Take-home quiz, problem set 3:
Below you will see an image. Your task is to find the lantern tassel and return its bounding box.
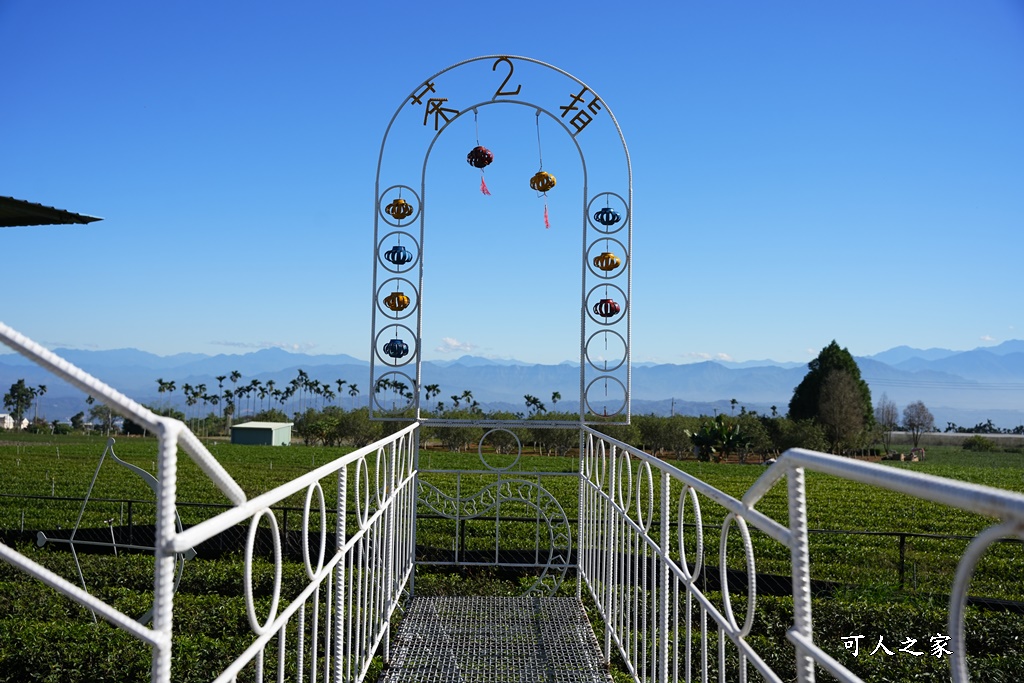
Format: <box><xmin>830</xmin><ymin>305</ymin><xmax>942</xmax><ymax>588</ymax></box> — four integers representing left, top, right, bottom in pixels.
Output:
<box><xmin>480</xmin><ymin>174</ymin><xmax>491</xmax><ymax>196</ymax></box>
<box><xmin>544</xmin><ymin>203</ymin><xmax>550</xmax><ymax>229</ymax></box>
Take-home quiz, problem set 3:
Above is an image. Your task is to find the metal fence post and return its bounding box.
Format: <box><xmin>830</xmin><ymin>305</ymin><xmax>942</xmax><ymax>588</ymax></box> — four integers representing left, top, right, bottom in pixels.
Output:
<box><xmin>332</xmin><ymin>461</ymin><xmax>348</xmax><ymax>683</ymax></box>
<box><xmin>150</xmin><ymin>420</ymin><xmax>179</xmax><ymax>683</ymax></box>
<box><xmin>604</xmin><ymin>442</ymin><xmax>617</xmax><ymax>663</ymax></box>
<box><xmin>788</xmin><ymin>466</ymin><xmax>816</xmax><ymax>683</ymax></box>
<box><xmin>659</xmin><ymin>470</ymin><xmax>670</xmax><ymax>683</ymax></box>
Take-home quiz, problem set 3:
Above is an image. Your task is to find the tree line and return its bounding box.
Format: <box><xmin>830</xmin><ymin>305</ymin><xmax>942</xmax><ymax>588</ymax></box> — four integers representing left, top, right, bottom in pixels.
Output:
<box><xmin>5</xmin><ymin>343</ymin><xmax>1022</xmax><ymax>456</ymax></box>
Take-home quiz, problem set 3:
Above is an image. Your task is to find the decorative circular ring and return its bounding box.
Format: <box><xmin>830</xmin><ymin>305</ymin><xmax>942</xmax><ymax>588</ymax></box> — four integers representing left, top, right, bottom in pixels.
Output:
<box><xmin>719</xmin><ymin>513</ymin><xmax>757</xmax><ymax>637</ymax></box>
<box><xmin>585</xmin><ymin>283</ymin><xmax>628</xmax><ymax>326</ymax></box>
<box><xmin>677</xmin><ymin>485</ymin><xmax>704</xmax><ymax>582</ymax></box>
<box><xmin>634</xmin><ymin>461</ymin><xmax>654</xmax><ymax>534</ymax></box>
<box><xmin>374</xmin><ymin>324</ymin><xmax>417</xmax><ymax>367</ymax></box>
<box><xmin>370</xmin><ymin>370</ymin><xmax>417</xmax><ymax>414</ymax></box>
<box><xmin>616</xmin><ymin>451</ymin><xmax>633</xmax><ymax>513</ymax></box>
<box><xmin>949</xmin><ymin>521</ymin><xmax>1024</xmax><ymax>680</ymax></box>
<box><xmin>587</xmin><ymin>192</ymin><xmax>629</xmax><ymax>234</ymax></box>
<box><xmin>355</xmin><ymin>458</ymin><xmax>371</xmax><ymax>527</ymax></box>
<box><xmin>244</xmin><ymin>508</ymin><xmax>282</xmax><ymax>636</ymax></box>
<box><xmin>375</xmin><ymin>446</ymin><xmax>390</xmax><ymax>506</ymax></box>
<box><xmin>376</xmin><ymin>230</ymin><xmax>420</xmax><ymax>273</ymax></box>
<box><xmin>375</xmin><ymin>277</ymin><xmax>418</xmax><ymax>321</ymax></box>
<box><xmin>586</xmin><ymin>237</ymin><xmax>629</xmax><ymax>280</ymax></box>
<box><xmin>478</xmin><ymin>428</ymin><xmax>523</xmax><ymax>471</ymax></box>
<box><xmin>378</xmin><ymin>185</ymin><xmax>420</xmax><ymax>227</ymax></box>
<box><xmin>585</xmin><ymin>329</ymin><xmax>628</xmax><ymax>373</ymax></box>
<box><xmin>302</xmin><ymin>482</ymin><xmax>327</xmax><ymax>580</ymax></box>
<box><xmin>584</xmin><ymin>376</ymin><xmax>627</xmax><ymax>418</ymax></box>
<box><xmin>594</xmin><ymin>438</ymin><xmax>607</xmax><ymax>489</ymax></box>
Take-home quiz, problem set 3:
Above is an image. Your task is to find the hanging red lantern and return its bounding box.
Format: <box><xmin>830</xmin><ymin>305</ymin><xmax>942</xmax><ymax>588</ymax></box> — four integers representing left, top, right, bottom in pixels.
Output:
<box><xmin>593</xmin><ymin>298</ymin><xmax>620</xmax><ymax>318</ymax></box>
<box><xmin>383</xmin><ymin>291</ymin><xmax>410</xmax><ymax>312</ymax></box>
<box><xmin>385</xmin><ymin>198</ymin><xmax>414</xmax><ymax>221</ymax></box>
<box><xmin>593</xmin><ymin>252</ymin><xmax>621</xmax><ymax>272</ymax></box>
<box><xmin>467</xmin><ymin>146</ymin><xmax>493</xmax><ymax>169</ymax></box>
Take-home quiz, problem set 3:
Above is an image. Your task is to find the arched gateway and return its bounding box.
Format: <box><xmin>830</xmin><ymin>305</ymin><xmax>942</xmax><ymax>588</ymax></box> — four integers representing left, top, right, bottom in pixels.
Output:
<box><xmin>369</xmin><ymin>55</ymin><xmax>632</xmax><ymax>425</ymax></box>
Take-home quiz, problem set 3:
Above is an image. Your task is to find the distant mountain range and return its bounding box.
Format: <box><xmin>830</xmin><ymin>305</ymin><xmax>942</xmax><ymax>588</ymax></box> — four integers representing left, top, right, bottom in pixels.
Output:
<box><xmin>2</xmin><ymin>341</ymin><xmax>1023</xmax><ymax>429</ymax></box>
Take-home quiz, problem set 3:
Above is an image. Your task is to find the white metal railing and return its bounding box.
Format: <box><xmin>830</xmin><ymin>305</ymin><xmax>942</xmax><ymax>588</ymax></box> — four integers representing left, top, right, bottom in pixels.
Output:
<box><xmin>579</xmin><ymin>426</ymin><xmax>1024</xmax><ymax>683</ymax></box>
<box><xmin>0</xmin><ymin>322</ymin><xmax>416</xmax><ymax>683</ymax></box>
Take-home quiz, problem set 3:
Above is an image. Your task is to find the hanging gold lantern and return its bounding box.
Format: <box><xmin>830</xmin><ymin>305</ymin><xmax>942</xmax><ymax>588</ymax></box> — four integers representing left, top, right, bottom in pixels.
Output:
<box><xmin>593</xmin><ymin>251</ymin><xmax>621</xmax><ymax>272</ymax></box>
<box><xmin>529</xmin><ymin>171</ymin><xmax>556</xmax><ymax>193</ymax></box>
<box><xmin>385</xmin><ymin>198</ymin><xmax>414</xmax><ymax>221</ymax></box>
<box><xmin>384</xmin><ymin>291</ymin><xmax>410</xmax><ymax>312</ymax></box>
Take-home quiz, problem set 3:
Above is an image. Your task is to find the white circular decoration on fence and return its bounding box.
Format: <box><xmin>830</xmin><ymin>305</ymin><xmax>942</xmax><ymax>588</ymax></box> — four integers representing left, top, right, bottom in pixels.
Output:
<box><xmin>244</xmin><ymin>508</ymin><xmax>282</xmax><ymax>636</ymax></box>
<box><xmin>677</xmin><ymin>485</ymin><xmax>704</xmax><ymax>582</ymax></box>
<box><xmin>302</xmin><ymin>482</ymin><xmax>327</xmax><ymax>580</ymax></box>
<box><xmin>719</xmin><ymin>512</ymin><xmax>756</xmax><ymax>637</ymax></box>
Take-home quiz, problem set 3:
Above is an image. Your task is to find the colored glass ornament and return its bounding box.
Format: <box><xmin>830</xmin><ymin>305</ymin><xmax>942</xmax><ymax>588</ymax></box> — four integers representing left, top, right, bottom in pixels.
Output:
<box><xmin>385</xmin><ymin>198</ymin><xmax>414</xmax><ymax>221</ymax></box>
<box><xmin>384</xmin><ymin>245</ymin><xmax>413</xmax><ymax>266</ymax></box>
<box><xmin>530</xmin><ymin>171</ymin><xmax>556</xmax><ymax>193</ymax></box>
<box><xmin>384</xmin><ymin>291</ymin><xmax>410</xmax><ymax>312</ymax></box>
<box><xmin>593</xmin><ymin>298</ymin><xmax>620</xmax><ymax>318</ymax></box>
<box><xmin>593</xmin><ymin>252</ymin><xmax>621</xmax><ymax>272</ymax></box>
<box><xmin>467</xmin><ymin>146</ymin><xmax>494</xmax><ymax>169</ymax></box>
<box><xmin>383</xmin><ymin>338</ymin><xmax>409</xmax><ymax>359</ymax></box>
<box><xmin>594</xmin><ymin>207</ymin><xmax>621</xmax><ymax>227</ymax></box>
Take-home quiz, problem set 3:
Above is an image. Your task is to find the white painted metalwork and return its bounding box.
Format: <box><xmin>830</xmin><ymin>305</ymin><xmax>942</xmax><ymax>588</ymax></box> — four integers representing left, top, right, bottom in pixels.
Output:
<box><xmin>578</xmin><ymin>426</ymin><xmax>1024</xmax><ymax>683</ymax></box>
<box><xmin>35</xmin><ymin>437</ymin><xmax>197</xmax><ymax>626</ymax></box>
<box><xmin>0</xmin><ymin>321</ymin><xmax>417</xmax><ymax>683</ymax></box>
<box><xmin>369</xmin><ymin>55</ymin><xmax>633</xmax><ymax>425</ymax></box>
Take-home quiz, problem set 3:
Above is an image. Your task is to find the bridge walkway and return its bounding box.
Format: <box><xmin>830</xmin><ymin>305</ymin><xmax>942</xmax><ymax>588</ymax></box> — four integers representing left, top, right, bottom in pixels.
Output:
<box><xmin>380</xmin><ymin>596</ymin><xmax>613</xmax><ymax>683</ymax></box>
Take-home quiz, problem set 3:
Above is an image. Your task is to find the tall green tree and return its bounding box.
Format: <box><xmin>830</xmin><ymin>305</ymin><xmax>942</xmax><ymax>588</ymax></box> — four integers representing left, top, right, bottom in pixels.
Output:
<box><xmin>3</xmin><ymin>379</ymin><xmax>35</xmax><ymax>429</ymax></box>
<box><xmin>817</xmin><ymin>370</ymin><xmax>866</xmax><ymax>453</ymax></box>
<box><xmin>788</xmin><ymin>340</ymin><xmax>873</xmax><ymax>427</ymax></box>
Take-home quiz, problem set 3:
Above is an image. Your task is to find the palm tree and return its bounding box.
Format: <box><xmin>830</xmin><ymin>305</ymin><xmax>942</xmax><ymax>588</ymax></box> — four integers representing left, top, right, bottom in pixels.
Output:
<box><xmin>248</xmin><ymin>379</ymin><xmax>261</xmax><ymax>417</ymax></box>
<box><xmin>195</xmin><ymin>383</ymin><xmax>207</xmax><ymax>433</ymax></box>
<box><xmin>424</xmin><ymin>384</ymin><xmax>440</xmax><ymax>413</ymax></box>
<box><xmin>33</xmin><ymin>384</ymin><xmax>47</xmax><ymax>422</ymax></box>
<box><xmin>336</xmin><ymin>379</ymin><xmax>347</xmax><ymax>405</ymax></box>
<box><xmin>266</xmin><ymin>380</ymin><xmax>277</xmax><ymax>410</ymax></box>
<box><xmin>223</xmin><ymin>390</ymin><xmax>236</xmax><ymax>429</ymax></box>
<box><xmin>347</xmin><ymin>384</ymin><xmax>359</xmax><ymax>400</ymax></box>
<box><xmin>551</xmin><ymin>391</ymin><xmax>561</xmax><ymax>405</ymax></box>
<box><xmin>524</xmin><ymin>394</ymin><xmax>546</xmax><ymax>416</ymax></box>
<box><xmin>215</xmin><ymin>375</ymin><xmax>227</xmax><ymax>418</ymax></box>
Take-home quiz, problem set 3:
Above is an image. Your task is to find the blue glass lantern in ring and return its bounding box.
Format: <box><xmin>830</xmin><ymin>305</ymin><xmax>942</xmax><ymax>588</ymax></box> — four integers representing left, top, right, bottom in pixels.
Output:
<box><xmin>384</xmin><ymin>245</ymin><xmax>413</xmax><ymax>265</ymax></box>
<box><xmin>594</xmin><ymin>207</ymin><xmax>621</xmax><ymax>227</ymax></box>
<box><xmin>383</xmin><ymin>338</ymin><xmax>409</xmax><ymax>359</ymax></box>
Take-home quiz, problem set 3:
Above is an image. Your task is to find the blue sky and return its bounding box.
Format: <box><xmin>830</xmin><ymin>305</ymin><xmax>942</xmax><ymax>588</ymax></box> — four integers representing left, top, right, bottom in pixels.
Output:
<box><xmin>1</xmin><ymin>1</ymin><xmax>1022</xmax><ymax>366</ymax></box>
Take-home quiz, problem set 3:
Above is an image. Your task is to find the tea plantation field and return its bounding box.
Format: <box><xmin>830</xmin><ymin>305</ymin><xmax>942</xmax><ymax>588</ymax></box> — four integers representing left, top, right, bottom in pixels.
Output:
<box><xmin>1</xmin><ymin>434</ymin><xmax>1022</xmax><ymax>681</ymax></box>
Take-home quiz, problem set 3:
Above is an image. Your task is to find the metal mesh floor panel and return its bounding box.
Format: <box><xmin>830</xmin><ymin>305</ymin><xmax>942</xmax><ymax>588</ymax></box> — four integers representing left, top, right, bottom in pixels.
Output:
<box><xmin>381</xmin><ymin>597</ymin><xmax>613</xmax><ymax>683</ymax></box>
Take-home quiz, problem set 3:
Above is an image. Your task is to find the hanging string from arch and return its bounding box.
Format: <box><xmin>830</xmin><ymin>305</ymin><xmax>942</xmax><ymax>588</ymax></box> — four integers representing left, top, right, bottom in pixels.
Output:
<box><xmin>467</xmin><ymin>109</ymin><xmax>493</xmax><ymax>195</ymax></box>
<box><xmin>530</xmin><ymin>110</ymin><xmax>556</xmax><ymax>228</ymax></box>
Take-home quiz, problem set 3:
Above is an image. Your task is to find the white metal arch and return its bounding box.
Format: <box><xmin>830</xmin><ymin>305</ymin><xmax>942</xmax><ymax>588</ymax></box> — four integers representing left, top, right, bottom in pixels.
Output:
<box><xmin>370</xmin><ymin>55</ymin><xmax>633</xmax><ymax>426</ymax></box>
